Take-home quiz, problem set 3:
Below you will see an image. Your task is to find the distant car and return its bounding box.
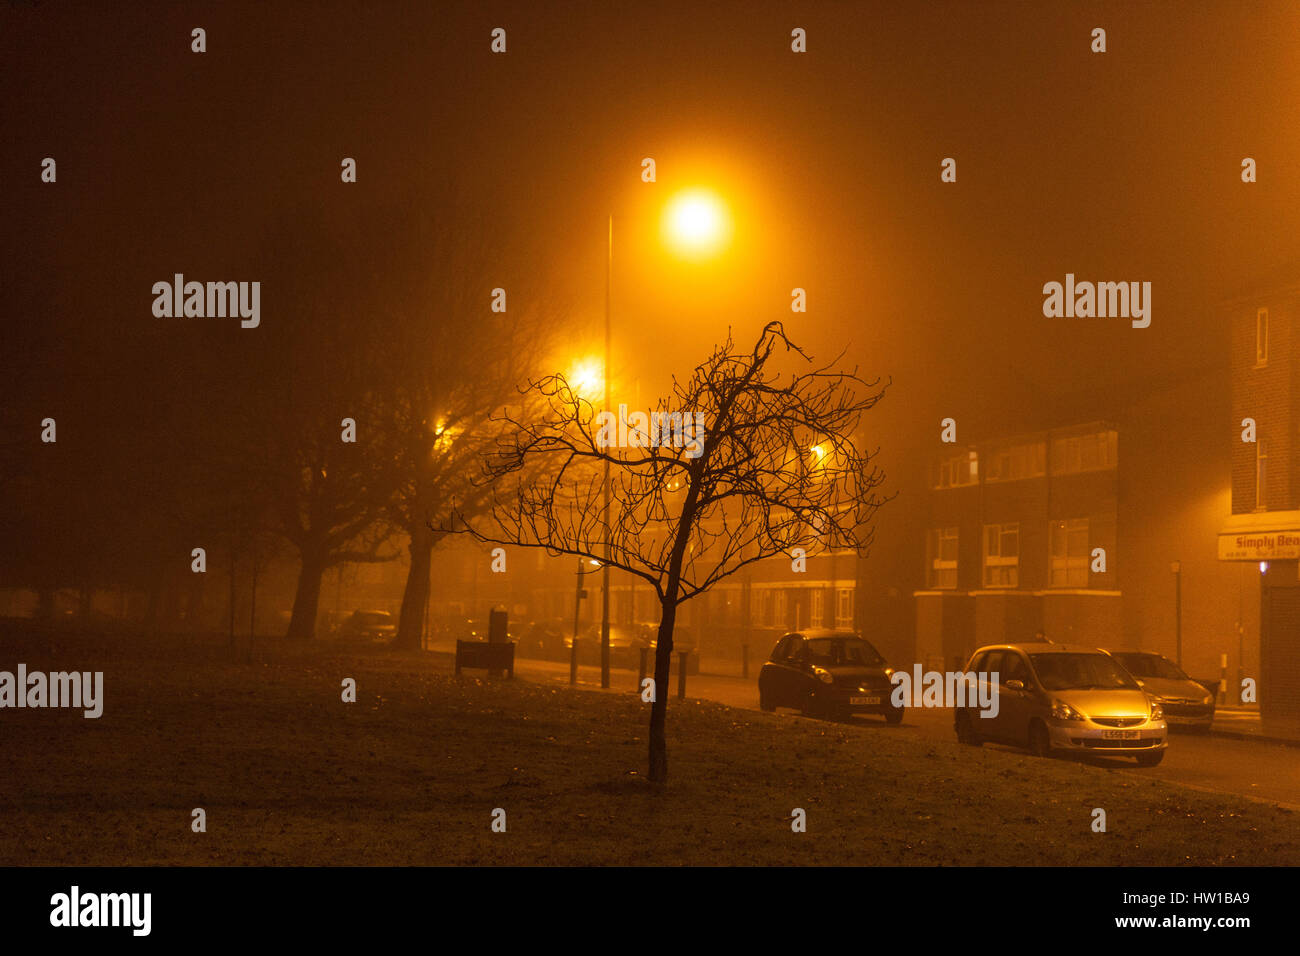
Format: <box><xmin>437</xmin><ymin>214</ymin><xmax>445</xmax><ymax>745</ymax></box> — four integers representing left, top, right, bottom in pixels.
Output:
<box><xmin>1105</xmin><ymin>650</ymin><xmax>1215</xmax><ymax>733</ymax></box>
<box><xmin>339</xmin><ymin>610</ymin><xmax>397</xmax><ymax>643</ymax></box>
<box><xmin>758</xmin><ymin>629</ymin><xmax>903</xmax><ymax>723</ymax></box>
<box><xmin>640</xmin><ymin>623</ymin><xmax>700</xmax><ymax>674</ymax></box>
<box><xmin>954</xmin><ymin>643</ymin><xmax>1167</xmax><ymax>765</ymax></box>
<box><xmin>565</xmin><ymin>623</ymin><xmax>642</xmax><ymax>665</ymax></box>
<box><xmin>517</xmin><ymin>620</ymin><xmax>564</xmax><ymax>659</ymax></box>
<box><xmin>461</xmin><ymin>618</ymin><xmax>513</xmax><ymax>642</ymax></box>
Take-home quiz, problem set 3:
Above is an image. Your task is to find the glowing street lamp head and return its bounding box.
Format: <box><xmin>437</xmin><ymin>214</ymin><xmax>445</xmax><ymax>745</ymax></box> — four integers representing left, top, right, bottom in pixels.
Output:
<box><xmin>567</xmin><ymin>359</ymin><xmax>604</xmax><ymax>399</ymax></box>
<box><xmin>663</xmin><ymin>188</ymin><xmax>731</xmax><ymax>259</ymax></box>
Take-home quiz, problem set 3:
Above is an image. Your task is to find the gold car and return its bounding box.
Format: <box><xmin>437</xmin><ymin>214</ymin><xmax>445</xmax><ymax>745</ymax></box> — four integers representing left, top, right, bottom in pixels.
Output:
<box><xmin>953</xmin><ymin>642</ymin><xmax>1168</xmax><ymax>766</ymax></box>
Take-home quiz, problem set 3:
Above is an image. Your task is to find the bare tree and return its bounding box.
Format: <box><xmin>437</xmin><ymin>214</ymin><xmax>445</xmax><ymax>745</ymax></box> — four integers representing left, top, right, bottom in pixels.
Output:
<box><xmin>372</xmin><ymin>211</ymin><xmax>560</xmax><ymax>651</ymax></box>
<box><xmin>450</xmin><ymin>321</ymin><xmax>890</xmax><ymax>784</ymax></box>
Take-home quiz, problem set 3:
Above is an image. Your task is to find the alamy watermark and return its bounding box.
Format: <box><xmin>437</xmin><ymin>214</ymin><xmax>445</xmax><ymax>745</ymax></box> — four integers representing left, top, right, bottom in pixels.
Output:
<box><xmin>50</xmin><ymin>886</ymin><xmax>150</xmax><ymax>936</ymax></box>
<box><xmin>0</xmin><ymin>664</ymin><xmax>103</xmax><ymax>718</ymax></box>
<box><xmin>890</xmin><ymin>665</ymin><xmax>1000</xmax><ymax>718</ymax></box>
<box><xmin>1042</xmin><ymin>273</ymin><xmax>1150</xmax><ymax>328</ymax></box>
<box><xmin>594</xmin><ymin>404</ymin><xmax>706</xmax><ymax>459</ymax></box>
<box><xmin>152</xmin><ymin>274</ymin><xmax>260</xmax><ymax>328</ymax></box>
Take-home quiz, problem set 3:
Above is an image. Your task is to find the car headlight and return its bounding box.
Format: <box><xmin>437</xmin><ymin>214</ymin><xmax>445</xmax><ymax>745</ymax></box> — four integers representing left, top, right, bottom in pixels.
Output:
<box><xmin>813</xmin><ymin>666</ymin><xmax>834</xmax><ymax>685</ymax></box>
<box><xmin>1149</xmin><ymin>701</ymin><xmax>1164</xmax><ymax>720</ymax></box>
<box><xmin>1051</xmin><ymin>699</ymin><xmax>1086</xmax><ymax>720</ymax></box>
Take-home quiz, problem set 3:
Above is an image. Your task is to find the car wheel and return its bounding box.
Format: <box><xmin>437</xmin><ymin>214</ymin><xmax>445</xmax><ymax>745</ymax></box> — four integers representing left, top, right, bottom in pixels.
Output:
<box><xmin>884</xmin><ymin>704</ymin><xmax>904</xmax><ymax>725</ymax></box>
<box><xmin>759</xmin><ymin>686</ymin><xmax>775</xmax><ymax>712</ymax></box>
<box><xmin>801</xmin><ymin>689</ymin><xmax>825</xmax><ymax>719</ymax></box>
<box><xmin>1136</xmin><ymin>750</ymin><xmax>1165</xmax><ymax>767</ymax></box>
<box><xmin>955</xmin><ymin>710</ymin><xmax>982</xmax><ymax>745</ymax></box>
<box><xmin>1027</xmin><ymin>720</ymin><xmax>1053</xmax><ymax>758</ymax></box>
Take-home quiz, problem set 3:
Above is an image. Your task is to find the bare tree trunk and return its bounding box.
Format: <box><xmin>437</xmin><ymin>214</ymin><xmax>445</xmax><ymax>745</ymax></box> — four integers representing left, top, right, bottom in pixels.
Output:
<box><xmin>395</xmin><ymin>524</ymin><xmax>433</xmax><ymax>650</ymax></box>
<box><xmin>649</xmin><ymin>600</ymin><xmax>677</xmax><ymax>784</ymax></box>
<box><xmin>286</xmin><ymin>550</ymin><xmax>326</xmax><ymax>640</ymax></box>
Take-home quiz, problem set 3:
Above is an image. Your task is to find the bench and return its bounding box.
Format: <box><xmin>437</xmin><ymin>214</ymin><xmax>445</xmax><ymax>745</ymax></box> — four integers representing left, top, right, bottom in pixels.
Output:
<box><xmin>455</xmin><ymin>640</ymin><xmax>515</xmax><ymax>678</ymax></box>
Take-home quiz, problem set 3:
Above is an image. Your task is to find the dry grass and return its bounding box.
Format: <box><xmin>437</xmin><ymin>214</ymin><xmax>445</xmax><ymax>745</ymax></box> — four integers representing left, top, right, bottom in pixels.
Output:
<box><xmin>0</xmin><ymin>625</ymin><xmax>1294</xmax><ymax>865</ymax></box>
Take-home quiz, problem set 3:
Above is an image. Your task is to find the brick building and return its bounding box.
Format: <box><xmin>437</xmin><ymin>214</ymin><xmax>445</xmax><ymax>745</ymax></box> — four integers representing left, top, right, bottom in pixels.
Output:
<box><xmin>914</xmin><ymin>422</ymin><xmax>1121</xmax><ymax>670</ymax></box>
<box><xmin>1220</xmin><ymin>280</ymin><xmax>1300</xmax><ymax>718</ymax></box>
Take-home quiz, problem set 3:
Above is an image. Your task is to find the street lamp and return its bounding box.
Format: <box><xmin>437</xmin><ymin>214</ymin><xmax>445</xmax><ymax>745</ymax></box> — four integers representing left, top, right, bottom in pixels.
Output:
<box><xmin>662</xmin><ymin>188</ymin><xmax>732</xmax><ymax>259</ymax></box>
<box><xmin>600</xmin><ymin>189</ymin><xmax>730</xmax><ymax>688</ymax></box>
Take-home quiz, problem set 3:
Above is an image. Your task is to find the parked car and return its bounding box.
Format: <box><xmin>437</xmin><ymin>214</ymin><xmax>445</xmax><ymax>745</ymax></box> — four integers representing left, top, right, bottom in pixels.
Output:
<box><xmin>953</xmin><ymin>642</ymin><xmax>1167</xmax><ymax>765</ymax></box>
<box><xmin>564</xmin><ymin>623</ymin><xmax>643</xmax><ymax>666</ymax></box>
<box><xmin>338</xmin><ymin>610</ymin><xmax>397</xmax><ymax>643</ymax></box>
<box><xmin>1104</xmin><ymin>649</ymin><xmax>1215</xmax><ymax>733</ymax></box>
<box><xmin>640</xmin><ymin>623</ymin><xmax>700</xmax><ymax>674</ymax></box>
<box><xmin>758</xmin><ymin>629</ymin><xmax>903</xmax><ymax>723</ymax></box>
<box><xmin>460</xmin><ymin>618</ymin><xmax>514</xmax><ymax>642</ymax></box>
<box><xmin>516</xmin><ymin>620</ymin><xmax>565</xmax><ymax>659</ymax></box>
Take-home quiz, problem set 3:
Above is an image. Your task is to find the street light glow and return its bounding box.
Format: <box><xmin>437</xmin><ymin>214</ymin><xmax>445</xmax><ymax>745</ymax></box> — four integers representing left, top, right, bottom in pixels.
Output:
<box><xmin>568</xmin><ymin>359</ymin><xmax>604</xmax><ymax>399</ymax></box>
<box><xmin>663</xmin><ymin>188</ymin><xmax>731</xmax><ymax>259</ymax></box>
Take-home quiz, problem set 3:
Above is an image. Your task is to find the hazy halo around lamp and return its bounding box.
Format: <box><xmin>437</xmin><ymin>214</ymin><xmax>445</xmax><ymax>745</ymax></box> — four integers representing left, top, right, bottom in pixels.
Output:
<box><xmin>567</xmin><ymin>358</ymin><xmax>603</xmax><ymax>399</ymax></box>
<box><xmin>662</xmin><ymin>188</ymin><xmax>731</xmax><ymax>259</ymax></box>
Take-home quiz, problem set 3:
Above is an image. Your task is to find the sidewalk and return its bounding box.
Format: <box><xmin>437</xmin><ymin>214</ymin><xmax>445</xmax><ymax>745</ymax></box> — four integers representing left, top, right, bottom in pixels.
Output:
<box><xmin>1211</xmin><ymin>705</ymin><xmax>1300</xmax><ymax>746</ymax></box>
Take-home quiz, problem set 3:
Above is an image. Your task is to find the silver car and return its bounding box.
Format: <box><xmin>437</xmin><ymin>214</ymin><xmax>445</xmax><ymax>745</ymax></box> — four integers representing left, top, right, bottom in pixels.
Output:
<box><xmin>954</xmin><ymin>643</ymin><xmax>1168</xmax><ymax>766</ymax></box>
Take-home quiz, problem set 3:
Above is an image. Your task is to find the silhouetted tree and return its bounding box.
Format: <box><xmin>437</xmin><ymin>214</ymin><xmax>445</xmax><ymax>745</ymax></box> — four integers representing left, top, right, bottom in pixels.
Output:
<box><xmin>371</xmin><ymin>213</ymin><xmax>552</xmax><ymax>651</ymax></box>
<box><xmin>452</xmin><ymin>321</ymin><xmax>889</xmax><ymax>784</ymax></box>
<box><xmin>242</xmin><ymin>208</ymin><xmax>403</xmax><ymax>641</ymax></box>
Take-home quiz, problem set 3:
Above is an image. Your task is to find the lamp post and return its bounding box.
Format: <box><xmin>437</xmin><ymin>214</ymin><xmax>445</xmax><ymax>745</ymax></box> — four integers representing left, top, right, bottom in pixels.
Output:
<box><xmin>602</xmin><ymin>215</ymin><xmax>612</xmax><ymax>688</ymax></box>
<box><xmin>599</xmin><ymin>189</ymin><xmax>730</xmax><ymax>689</ymax></box>
<box><xmin>1171</xmin><ymin>560</ymin><xmax>1182</xmax><ymax>666</ymax></box>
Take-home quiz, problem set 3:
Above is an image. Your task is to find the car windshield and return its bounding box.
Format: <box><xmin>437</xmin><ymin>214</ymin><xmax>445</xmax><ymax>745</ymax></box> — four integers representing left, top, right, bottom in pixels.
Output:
<box><xmin>1029</xmin><ymin>652</ymin><xmax>1140</xmax><ymax>691</ymax></box>
<box><xmin>1113</xmin><ymin>653</ymin><xmax>1188</xmax><ymax>681</ymax></box>
<box><xmin>804</xmin><ymin>637</ymin><xmax>884</xmax><ymax>667</ymax></box>
<box><xmin>356</xmin><ymin>612</ymin><xmax>391</xmax><ymax>625</ymax></box>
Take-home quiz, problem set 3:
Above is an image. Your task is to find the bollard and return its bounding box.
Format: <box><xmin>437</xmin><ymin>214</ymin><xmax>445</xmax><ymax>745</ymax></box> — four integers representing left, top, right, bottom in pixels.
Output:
<box><xmin>569</xmin><ymin>638</ymin><xmax>578</xmax><ymax>685</ymax></box>
<box><xmin>742</xmin><ymin>643</ymin><xmax>749</xmax><ymax>679</ymax></box>
<box><xmin>638</xmin><ymin>646</ymin><xmax>648</xmax><ymax>692</ymax></box>
<box><xmin>677</xmin><ymin>651</ymin><xmax>688</xmax><ymax>699</ymax></box>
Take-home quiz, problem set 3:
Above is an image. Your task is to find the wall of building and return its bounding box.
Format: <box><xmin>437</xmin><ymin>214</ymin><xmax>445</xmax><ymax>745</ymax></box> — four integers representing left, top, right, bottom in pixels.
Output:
<box><xmin>1230</xmin><ymin>293</ymin><xmax>1297</xmax><ymax>512</ymax></box>
<box><xmin>1121</xmin><ymin>363</ymin><xmax>1259</xmax><ymax>683</ymax></box>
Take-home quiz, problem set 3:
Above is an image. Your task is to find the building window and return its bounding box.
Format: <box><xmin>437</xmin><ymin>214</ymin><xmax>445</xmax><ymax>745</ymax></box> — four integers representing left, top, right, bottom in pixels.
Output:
<box><xmin>934</xmin><ymin>451</ymin><xmax>979</xmax><ymax>489</ymax></box>
<box><xmin>1049</xmin><ymin>519</ymin><xmax>1090</xmax><ymax>587</ymax></box>
<box><xmin>927</xmin><ymin>527</ymin><xmax>958</xmax><ymax>589</ymax></box>
<box><xmin>835</xmin><ymin>588</ymin><xmax>853</xmax><ymax>627</ymax></box>
<box><xmin>811</xmin><ymin>589</ymin><xmax>825</xmax><ymax>626</ymax></box>
<box><xmin>1050</xmin><ymin>430</ymin><xmax>1117</xmax><ymax>475</ymax></box>
<box><xmin>1256</xmin><ymin>439</ymin><xmax>1268</xmax><ymax>512</ymax></box>
<box><xmin>773</xmin><ymin>589</ymin><xmax>787</xmax><ymax>628</ymax></box>
<box><xmin>986</xmin><ymin>442</ymin><xmax>1046</xmax><ymax>482</ymax></box>
<box><xmin>1256</xmin><ymin>308</ymin><xmax>1269</xmax><ymax>367</ymax></box>
<box><xmin>982</xmin><ymin>522</ymin><xmax>1020</xmax><ymax>587</ymax></box>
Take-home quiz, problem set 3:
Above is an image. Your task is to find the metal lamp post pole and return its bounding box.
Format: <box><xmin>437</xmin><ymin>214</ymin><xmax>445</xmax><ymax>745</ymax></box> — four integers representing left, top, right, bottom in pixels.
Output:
<box><xmin>1176</xmin><ymin>565</ymin><xmax>1182</xmax><ymax>666</ymax></box>
<box><xmin>601</xmin><ymin>214</ymin><xmax>612</xmax><ymax>689</ymax></box>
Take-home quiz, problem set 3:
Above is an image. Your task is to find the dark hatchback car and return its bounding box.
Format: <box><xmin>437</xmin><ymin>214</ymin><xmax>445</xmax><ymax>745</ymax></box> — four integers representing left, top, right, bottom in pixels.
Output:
<box><xmin>758</xmin><ymin>629</ymin><xmax>902</xmax><ymax>723</ymax></box>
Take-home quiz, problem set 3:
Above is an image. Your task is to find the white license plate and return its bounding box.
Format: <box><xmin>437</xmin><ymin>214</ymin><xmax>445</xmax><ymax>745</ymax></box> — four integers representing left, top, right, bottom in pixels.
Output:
<box><xmin>850</xmin><ymin>696</ymin><xmax>881</xmax><ymax>706</ymax></box>
<box><xmin>1101</xmin><ymin>729</ymin><xmax>1139</xmax><ymax>740</ymax></box>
